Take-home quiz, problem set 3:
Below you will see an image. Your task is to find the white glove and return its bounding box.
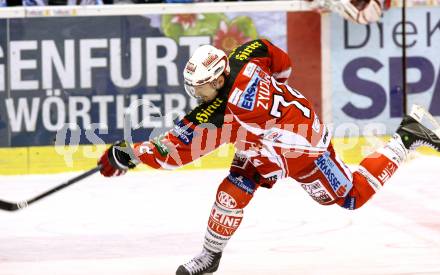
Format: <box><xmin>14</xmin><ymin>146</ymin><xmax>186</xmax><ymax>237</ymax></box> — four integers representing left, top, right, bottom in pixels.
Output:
<box><xmin>316</xmin><ymin>0</ymin><xmax>383</xmax><ymax>25</ymax></box>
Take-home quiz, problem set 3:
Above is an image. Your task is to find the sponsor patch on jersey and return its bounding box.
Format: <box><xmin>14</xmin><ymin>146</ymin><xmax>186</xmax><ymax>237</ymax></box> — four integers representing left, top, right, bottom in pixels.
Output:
<box><xmin>194</xmin><ymin>97</ymin><xmax>224</xmax><ymax>124</ymax></box>
<box><xmin>152</xmin><ymin>135</ymin><xmax>169</xmax><ymax>157</ymax></box>
<box><xmin>231</xmin><ymin>70</ymin><xmax>260</xmax><ymax>111</ymax></box>
<box><xmin>242</xmin><ymin>62</ymin><xmax>257</xmax><ymax>78</ymax></box>
<box><xmin>227</xmin><ymin>172</ymin><xmax>256</xmax><ymax>194</ymax></box>
<box><xmin>301</xmin><ymin>180</ymin><xmax>335</xmax><ymax>204</ymax></box>
<box><xmin>229</xmin><ymin>88</ymin><xmax>244</xmax><ymax>106</ymax></box>
<box><xmin>314</xmin><ymin>151</ymin><xmax>353</xmax><ymax>197</ymax></box>
<box><xmin>233</xmin><ymin>40</ymin><xmax>263</xmax><ymax>61</ymax></box>
<box><xmin>171</xmin><ymin>120</ymin><xmax>194</xmax><ymax>145</ymax></box>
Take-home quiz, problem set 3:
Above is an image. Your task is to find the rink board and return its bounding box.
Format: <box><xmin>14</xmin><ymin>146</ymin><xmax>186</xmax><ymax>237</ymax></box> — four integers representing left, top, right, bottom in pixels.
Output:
<box><xmin>0</xmin><ymin>4</ymin><xmax>439</xmax><ymax>175</ymax></box>
<box><xmin>1</xmin><ymin>139</ymin><xmax>439</xmax><ymax>175</ymax></box>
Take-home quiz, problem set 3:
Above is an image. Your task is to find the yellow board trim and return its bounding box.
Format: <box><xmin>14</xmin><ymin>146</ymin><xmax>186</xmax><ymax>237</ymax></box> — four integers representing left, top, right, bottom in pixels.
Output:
<box><xmin>332</xmin><ymin>135</ymin><xmax>440</xmax><ymax>164</ymax></box>
<box><xmin>1</xmin><ymin>137</ymin><xmax>439</xmax><ymax>175</ymax></box>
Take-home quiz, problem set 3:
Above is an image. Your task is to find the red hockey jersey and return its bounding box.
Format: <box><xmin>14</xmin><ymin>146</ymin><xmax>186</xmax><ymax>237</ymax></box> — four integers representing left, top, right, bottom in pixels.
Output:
<box><xmin>134</xmin><ymin>39</ymin><xmax>330</xmax><ymax>181</ymax></box>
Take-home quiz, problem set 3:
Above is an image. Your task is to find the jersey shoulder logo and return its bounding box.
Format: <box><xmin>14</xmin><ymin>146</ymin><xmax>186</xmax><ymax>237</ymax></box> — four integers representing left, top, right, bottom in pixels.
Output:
<box><xmin>171</xmin><ymin>120</ymin><xmax>194</xmax><ymax>145</ymax></box>
<box><xmin>242</xmin><ymin>62</ymin><xmax>257</xmax><ymax>78</ymax></box>
<box><xmin>229</xmin><ymin>87</ymin><xmax>244</xmax><ymax>106</ymax></box>
<box><xmin>233</xmin><ymin>40</ymin><xmax>264</xmax><ymax>61</ymax></box>
<box><xmin>228</xmin><ymin>68</ymin><xmax>260</xmax><ymax>111</ymax></box>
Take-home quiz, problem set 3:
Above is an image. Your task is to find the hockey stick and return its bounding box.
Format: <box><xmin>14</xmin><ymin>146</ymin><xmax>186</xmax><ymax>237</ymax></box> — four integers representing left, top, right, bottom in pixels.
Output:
<box><xmin>0</xmin><ymin>165</ymin><xmax>101</xmax><ymax>212</ymax></box>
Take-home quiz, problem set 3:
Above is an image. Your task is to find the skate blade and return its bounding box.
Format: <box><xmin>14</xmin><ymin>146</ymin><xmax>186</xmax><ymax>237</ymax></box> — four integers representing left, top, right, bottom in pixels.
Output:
<box><xmin>409</xmin><ymin>104</ymin><xmax>440</xmax><ymax>138</ymax></box>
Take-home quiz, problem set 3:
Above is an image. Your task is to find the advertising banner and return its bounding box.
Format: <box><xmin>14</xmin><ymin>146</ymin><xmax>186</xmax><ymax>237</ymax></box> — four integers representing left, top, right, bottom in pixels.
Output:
<box><xmin>331</xmin><ymin>7</ymin><xmax>440</xmax><ymax>136</ymax></box>
<box><xmin>0</xmin><ymin>12</ymin><xmax>286</xmax><ymax>147</ymax></box>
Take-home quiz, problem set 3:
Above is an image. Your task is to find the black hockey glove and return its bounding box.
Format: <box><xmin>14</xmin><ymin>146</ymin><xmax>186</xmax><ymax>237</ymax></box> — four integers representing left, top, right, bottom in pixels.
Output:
<box><xmin>98</xmin><ymin>140</ymin><xmax>138</xmax><ymax>177</ymax></box>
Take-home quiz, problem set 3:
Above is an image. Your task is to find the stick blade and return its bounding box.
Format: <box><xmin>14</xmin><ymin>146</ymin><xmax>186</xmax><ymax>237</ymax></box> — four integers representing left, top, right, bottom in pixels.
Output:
<box><xmin>0</xmin><ymin>200</ymin><xmax>21</xmax><ymax>212</ymax></box>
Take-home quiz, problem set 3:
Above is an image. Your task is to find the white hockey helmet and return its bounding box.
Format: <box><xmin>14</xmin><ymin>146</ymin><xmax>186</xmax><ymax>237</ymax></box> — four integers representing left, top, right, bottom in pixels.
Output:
<box><xmin>183</xmin><ymin>45</ymin><xmax>230</xmax><ymax>99</ymax></box>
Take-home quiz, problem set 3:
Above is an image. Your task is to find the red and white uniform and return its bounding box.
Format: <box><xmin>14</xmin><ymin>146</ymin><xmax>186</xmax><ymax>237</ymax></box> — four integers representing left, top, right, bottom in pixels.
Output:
<box><xmin>133</xmin><ymin>39</ymin><xmax>402</xmax><ymax>252</ymax></box>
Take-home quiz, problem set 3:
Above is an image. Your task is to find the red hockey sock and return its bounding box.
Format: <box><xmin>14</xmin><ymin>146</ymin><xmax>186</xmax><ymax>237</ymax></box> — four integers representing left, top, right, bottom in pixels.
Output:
<box><xmin>204</xmin><ymin>175</ymin><xmax>255</xmax><ymax>253</ymax></box>
<box><xmin>340</xmin><ymin>135</ymin><xmax>407</xmax><ymax>209</ymax></box>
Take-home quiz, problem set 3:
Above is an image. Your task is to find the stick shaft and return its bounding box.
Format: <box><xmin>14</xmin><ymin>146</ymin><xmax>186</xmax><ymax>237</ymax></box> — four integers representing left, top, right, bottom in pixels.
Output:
<box><xmin>0</xmin><ymin>166</ymin><xmax>101</xmax><ymax>212</ymax></box>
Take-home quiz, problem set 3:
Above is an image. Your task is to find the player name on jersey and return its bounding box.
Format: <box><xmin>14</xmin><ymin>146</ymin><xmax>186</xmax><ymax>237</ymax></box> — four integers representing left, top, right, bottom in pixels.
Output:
<box><xmin>229</xmin><ymin>63</ymin><xmax>271</xmax><ymax>112</ymax></box>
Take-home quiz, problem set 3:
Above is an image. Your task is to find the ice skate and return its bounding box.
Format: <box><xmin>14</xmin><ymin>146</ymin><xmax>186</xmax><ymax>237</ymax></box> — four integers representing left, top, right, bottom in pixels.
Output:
<box><xmin>396</xmin><ymin>105</ymin><xmax>440</xmax><ymax>152</ymax></box>
<box><xmin>176</xmin><ymin>248</ymin><xmax>222</xmax><ymax>275</ymax></box>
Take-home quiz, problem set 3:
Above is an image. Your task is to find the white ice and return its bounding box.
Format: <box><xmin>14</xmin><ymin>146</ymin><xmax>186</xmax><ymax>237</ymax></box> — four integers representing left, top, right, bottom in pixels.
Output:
<box><xmin>0</xmin><ymin>156</ymin><xmax>440</xmax><ymax>275</ymax></box>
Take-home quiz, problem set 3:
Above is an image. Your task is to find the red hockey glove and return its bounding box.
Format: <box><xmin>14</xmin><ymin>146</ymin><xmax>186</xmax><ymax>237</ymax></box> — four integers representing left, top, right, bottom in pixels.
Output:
<box><xmin>98</xmin><ymin>140</ymin><xmax>138</xmax><ymax>177</ymax></box>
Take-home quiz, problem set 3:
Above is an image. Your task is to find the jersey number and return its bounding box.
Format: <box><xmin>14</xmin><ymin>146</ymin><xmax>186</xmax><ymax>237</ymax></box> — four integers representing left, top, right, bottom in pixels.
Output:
<box><xmin>269</xmin><ymin>78</ymin><xmax>311</xmax><ymax>119</ymax></box>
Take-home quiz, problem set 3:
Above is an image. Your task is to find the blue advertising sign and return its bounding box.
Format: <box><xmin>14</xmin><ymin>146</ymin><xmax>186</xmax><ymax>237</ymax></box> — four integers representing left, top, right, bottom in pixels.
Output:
<box><xmin>4</xmin><ymin>16</ymin><xmax>195</xmax><ymax>147</ymax></box>
<box><xmin>0</xmin><ymin>12</ymin><xmax>286</xmax><ymax>148</ymax></box>
<box><xmin>0</xmin><ymin>19</ymin><xmax>7</xmax><ymax>147</ymax></box>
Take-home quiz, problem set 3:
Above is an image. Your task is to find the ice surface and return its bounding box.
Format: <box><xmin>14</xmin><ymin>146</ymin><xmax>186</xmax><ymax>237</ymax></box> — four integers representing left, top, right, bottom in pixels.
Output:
<box><xmin>0</xmin><ymin>156</ymin><xmax>440</xmax><ymax>275</ymax></box>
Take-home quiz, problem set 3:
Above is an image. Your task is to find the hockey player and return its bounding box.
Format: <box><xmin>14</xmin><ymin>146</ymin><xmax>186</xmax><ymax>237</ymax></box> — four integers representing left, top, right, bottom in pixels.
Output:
<box><xmin>98</xmin><ymin>40</ymin><xmax>440</xmax><ymax>275</ymax></box>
